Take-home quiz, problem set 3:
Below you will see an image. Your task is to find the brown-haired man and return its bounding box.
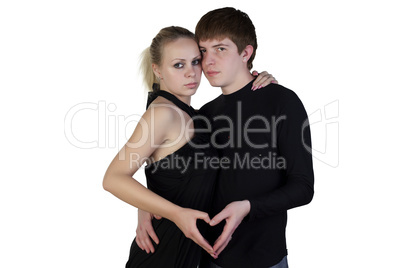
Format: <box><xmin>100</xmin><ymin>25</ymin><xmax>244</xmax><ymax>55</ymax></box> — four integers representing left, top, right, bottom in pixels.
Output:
<box><xmin>196</xmin><ymin>7</ymin><xmax>314</xmax><ymax>268</ymax></box>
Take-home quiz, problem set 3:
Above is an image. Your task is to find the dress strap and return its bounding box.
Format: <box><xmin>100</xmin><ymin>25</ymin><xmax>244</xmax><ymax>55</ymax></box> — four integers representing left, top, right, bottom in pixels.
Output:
<box><xmin>147</xmin><ymin>86</ymin><xmax>196</xmax><ymax>118</ymax></box>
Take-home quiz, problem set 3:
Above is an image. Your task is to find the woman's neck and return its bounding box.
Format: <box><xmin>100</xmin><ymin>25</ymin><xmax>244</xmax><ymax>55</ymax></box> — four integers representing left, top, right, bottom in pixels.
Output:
<box><xmin>159</xmin><ymin>85</ymin><xmax>191</xmax><ymax>106</ymax></box>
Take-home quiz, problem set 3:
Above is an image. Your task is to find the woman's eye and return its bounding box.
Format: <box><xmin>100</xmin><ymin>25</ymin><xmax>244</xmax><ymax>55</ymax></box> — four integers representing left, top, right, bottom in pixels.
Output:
<box><xmin>174</xmin><ymin>63</ymin><xmax>184</xmax><ymax>68</ymax></box>
<box><xmin>192</xmin><ymin>59</ymin><xmax>200</xmax><ymax>65</ymax></box>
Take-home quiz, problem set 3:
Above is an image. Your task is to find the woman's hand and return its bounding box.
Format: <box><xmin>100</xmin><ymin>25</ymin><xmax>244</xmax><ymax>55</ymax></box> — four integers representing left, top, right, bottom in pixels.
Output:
<box><xmin>171</xmin><ymin>208</ymin><xmax>215</xmax><ymax>256</ymax></box>
<box><xmin>136</xmin><ymin>207</ymin><xmax>215</xmax><ymax>256</ymax></box>
<box><xmin>135</xmin><ymin>209</ymin><xmax>161</xmax><ymax>253</ymax></box>
<box><xmin>251</xmin><ymin>70</ymin><xmax>278</xmax><ymax>90</ymax></box>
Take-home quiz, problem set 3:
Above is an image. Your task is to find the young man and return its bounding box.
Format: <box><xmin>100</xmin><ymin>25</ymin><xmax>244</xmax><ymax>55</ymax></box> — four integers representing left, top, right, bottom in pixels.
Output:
<box><xmin>196</xmin><ymin>7</ymin><xmax>314</xmax><ymax>268</ymax></box>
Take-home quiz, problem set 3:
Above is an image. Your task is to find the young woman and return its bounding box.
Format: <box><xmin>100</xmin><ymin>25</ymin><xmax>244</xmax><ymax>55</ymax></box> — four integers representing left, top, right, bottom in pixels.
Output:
<box><xmin>103</xmin><ymin>26</ymin><xmax>275</xmax><ymax>267</ymax></box>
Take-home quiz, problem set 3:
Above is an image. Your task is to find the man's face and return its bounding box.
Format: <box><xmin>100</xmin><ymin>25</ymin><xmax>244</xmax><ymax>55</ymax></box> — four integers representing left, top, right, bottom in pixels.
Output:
<box><xmin>199</xmin><ymin>38</ymin><xmax>245</xmax><ymax>91</ymax></box>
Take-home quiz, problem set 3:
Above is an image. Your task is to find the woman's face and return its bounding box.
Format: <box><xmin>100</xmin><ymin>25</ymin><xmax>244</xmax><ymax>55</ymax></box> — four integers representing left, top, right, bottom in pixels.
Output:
<box><xmin>154</xmin><ymin>38</ymin><xmax>202</xmax><ymax>99</ymax></box>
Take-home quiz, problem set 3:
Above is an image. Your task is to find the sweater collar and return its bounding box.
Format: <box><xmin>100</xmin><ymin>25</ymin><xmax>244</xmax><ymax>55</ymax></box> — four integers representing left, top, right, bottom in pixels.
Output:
<box><xmin>222</xmin><ymin>79</ymin><xmax>255</xmax><ymax>100</ymax></box>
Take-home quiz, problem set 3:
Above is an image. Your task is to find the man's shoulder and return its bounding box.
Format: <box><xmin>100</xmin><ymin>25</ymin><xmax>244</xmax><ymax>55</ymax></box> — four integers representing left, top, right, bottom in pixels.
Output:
<box><xmin>249</xmin><ymin>83</ymin><xmax>307</xmax><ymax>115</ymax></box>
<box><xmin>254</xmin><ymin>83</ymin><xmax>298</xmax><ymax>101</ymax></box>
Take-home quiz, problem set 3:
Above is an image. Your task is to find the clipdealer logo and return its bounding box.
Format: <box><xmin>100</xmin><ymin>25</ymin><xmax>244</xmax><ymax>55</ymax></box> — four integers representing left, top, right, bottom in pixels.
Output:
<box><xmin>64</xmin><ymin>101</ymin><xmax>142</xmax><ymax>150</ymax></box>
<box><xmin>303</xmin><ymin>100</ymin><xmax>339</xmax><ymax>168</ymax></box>
<box><xmin>64</xmin><ymin>99</ymin><xmax>340</xmax><ymax>168</ymax></box>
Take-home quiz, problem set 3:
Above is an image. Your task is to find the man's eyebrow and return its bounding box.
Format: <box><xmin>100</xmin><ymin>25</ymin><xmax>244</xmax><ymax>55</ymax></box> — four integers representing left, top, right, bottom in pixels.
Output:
<box><xmin>212</xmin><ymin>43</ymin><xmax>229</xmax><ymax>48</ymax></box>
<box><xmin>199</xmin><ymin>43</ymin><xmax>229</xmax><ymax>50</ymax></box>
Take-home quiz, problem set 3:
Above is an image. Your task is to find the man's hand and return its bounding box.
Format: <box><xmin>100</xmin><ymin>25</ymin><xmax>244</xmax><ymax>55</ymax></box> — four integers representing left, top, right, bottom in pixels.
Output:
<box><xmin>135</xmin><ymin>209</ymin><xmax>161</xmax><ymax>253</ymax></box>
<box><xmin>210</xmin><ymin>200</ymin><xmax>251</xmax><ymax>258</ymax></box>
<box><xmin>171</xmin><ymin>208</ymin><xmax>215</xmax><ymax>255</ymax></box>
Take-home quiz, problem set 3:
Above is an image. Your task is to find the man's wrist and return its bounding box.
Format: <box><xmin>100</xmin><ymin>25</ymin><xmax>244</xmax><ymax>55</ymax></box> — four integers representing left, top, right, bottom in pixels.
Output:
<box><xmin>241</xmin><ymin>200</ymin><xmax>251</xmax><ymax>219</ymax></box>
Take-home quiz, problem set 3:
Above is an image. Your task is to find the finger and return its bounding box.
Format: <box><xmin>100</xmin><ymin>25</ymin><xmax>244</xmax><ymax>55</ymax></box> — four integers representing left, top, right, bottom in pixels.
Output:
<box><xmin>200</xmin><ymin>213</ymin><xmax>211</xmax><ymax>225</ymax></box>
<box><xmin>252</xmin><ymin>73</ymin><xmax>265</xmax><ymax>86</ymax></box>
<box><xmin>213</xmin><ymin>232</ymin><xmax>229</xmax><ymax>252</ymax></box>
<box><xmin>258</xmin><ymin>74</ymin><xmax>273</xmax><ymax>84</ymax></box>
<box><xmin>153</xmin><ymin>214</ymin><xmax>162</xmax><ymax>220</ymax></box>
<box><xmin>215</xmin><ymin>236</ymin><xmax>232</xmax><ymax>256</ymax></box>
<box><xmin>146</xmin><ymin>226</ymin><xmax>160</xmax><ymax>245</ymax></box>
<box><xmin>260</xmin><ymin>77</ymin><xmax>275</xmax><ymax>88</ymax></box>
<box><xmin>264</xmin><ymin>75</ymin><xmax>277</xmax><ymax>84</ymax></box>
<box><xmin>191</xmin><ymin>229</ymin><xmax>214</xmax><ymax>254</ymax></box>
<box><xmin>143</xmin><ymin>235</ymin><xmax>155</xmax><ymax>253</ymax></box>
<box><xmin>252</xmin><ymin>72</ymin><xmax>270</xmax><ymax>90</ymax></box>
<box><xmin>196</xmin><ymin>216</ymin><xmax>216</xmax><ymax>253</ymax></box>
<box><xmin>136</xmin><ymin>227</ymin><xmax>154</xmax><ymax>253</ymax></box>
<box><xmin>139</xmin><ymin>236</ymin><xmax>152</xmax><ymax>253</ymax></box>
<box><xmin>193</xmin><ymin>211</ymin><xmax>211</xmax><ymax>225</ymax></box>
<box><xmin>212</xmin><ymin>224</ymin><xmax>233</xmax><ymax>251</ymax></box>
<box><xmin>267</xmin><ymin>76</ymin><xmax>278</xmax><ymax>85</ymax></box>
<box><xmin>251</xmin><ymin>70</ymin><xmax>259</xmax><ymax>77</ymax></box>
<box><xmin>254</xmin><ymin>76</ymin><xmax>278</xmax><ymax>90</ymax></box>
<box><xmin>210</xmin><ymin>211</ymin><xmax>228</xmax><ymax>226</ymax></box>
<box><xmin>135</xmin><ymin>238</ymin><xmax>146</xmax><ymax>251</ymax></box>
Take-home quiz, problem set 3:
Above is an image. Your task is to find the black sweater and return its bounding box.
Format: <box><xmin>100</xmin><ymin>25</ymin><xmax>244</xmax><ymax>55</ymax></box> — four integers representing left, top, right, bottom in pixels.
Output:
<box><xmin>198</xmin><ymin>80</ymin><xmax>314</xmax><ymax>267</ymax></box>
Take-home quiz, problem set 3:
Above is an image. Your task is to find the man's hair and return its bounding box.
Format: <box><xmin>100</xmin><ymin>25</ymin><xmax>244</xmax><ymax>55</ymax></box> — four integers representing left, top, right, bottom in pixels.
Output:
<box><xmin>195</xmin><ymin>7</ymin><xmax>257</xmax><ymax>70</ymax></box>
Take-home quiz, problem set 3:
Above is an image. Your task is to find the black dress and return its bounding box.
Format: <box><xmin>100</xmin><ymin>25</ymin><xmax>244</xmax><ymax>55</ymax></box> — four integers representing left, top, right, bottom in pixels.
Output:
<box><xmin>126</xmin><ymin>90</ymin><xmax>218</xmax><ymax>268</ymax></box>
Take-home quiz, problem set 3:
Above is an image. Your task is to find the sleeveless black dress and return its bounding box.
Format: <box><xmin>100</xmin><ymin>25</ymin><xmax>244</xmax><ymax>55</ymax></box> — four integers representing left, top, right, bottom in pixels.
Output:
<box><xmin>125</xmin><ymin>90</ymin><xmax>218</xmax><ymax>268</ymax></box>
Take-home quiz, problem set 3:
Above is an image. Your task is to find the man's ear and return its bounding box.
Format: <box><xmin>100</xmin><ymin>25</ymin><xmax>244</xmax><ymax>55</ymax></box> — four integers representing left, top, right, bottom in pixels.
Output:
<box><xmin>241</xmin><ymin>45</ymin><xmax>254</xmax><ymax>62</ymax></box>
<box><xmin>152</xmin><ymin>63</ymin><xmax>162</xmax><ymax>79</ymax></box>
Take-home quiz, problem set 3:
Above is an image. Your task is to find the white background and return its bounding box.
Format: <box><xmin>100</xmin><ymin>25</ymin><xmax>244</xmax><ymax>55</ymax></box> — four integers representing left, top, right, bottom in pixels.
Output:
<box><xmin>1</xmin><ymin>0</ymin><xmax>401</xmax><ymax>267</ymax></box>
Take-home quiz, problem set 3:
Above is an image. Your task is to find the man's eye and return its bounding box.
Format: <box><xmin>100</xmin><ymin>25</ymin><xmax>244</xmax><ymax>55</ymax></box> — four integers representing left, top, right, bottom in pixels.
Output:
<box><xmin>192</xmin><ymin>59</ymin><xmax>200</xmax><ymax>65</ymax></box>
<box><xmin>200</xmin><ymin>49</ymin><xmax>206</xmax><ymax>54</ymax></box>
<box><xmin>217</xmin><ymin>47</ymin><xmax>225</xmax><ymax>52</ymax></box>
<box><xmin>174</xmin><ymin>63</ymin><xmax>184</xmax><ymax>68</ymax></box>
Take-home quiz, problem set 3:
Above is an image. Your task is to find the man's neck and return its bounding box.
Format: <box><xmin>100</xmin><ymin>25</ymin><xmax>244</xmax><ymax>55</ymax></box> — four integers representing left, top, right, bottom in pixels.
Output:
<box><xmin>221</xmin><ymin>72</ymin><xmax>254</xmax><ymax>95</ymax></box>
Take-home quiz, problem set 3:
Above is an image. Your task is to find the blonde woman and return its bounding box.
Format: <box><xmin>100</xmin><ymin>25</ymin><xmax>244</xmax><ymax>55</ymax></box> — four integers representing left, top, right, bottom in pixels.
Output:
<box><xmin>103</xmin><ymin>26</ymin><xmax>275</xmax><ymax>267</ymax></box>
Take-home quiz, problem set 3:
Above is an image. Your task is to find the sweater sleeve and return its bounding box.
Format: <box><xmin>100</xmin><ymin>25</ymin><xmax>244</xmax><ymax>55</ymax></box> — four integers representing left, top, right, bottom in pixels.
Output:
<box><xmin>247</xmin><ymin>90</ymin><xmax>314</xmax><ymax>220</ymax></box>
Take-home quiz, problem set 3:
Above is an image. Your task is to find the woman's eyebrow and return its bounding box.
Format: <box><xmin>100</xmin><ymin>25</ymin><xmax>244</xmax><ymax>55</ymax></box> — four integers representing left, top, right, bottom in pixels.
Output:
<box><xmin>171</xmin><ymin>54</ymin><xmax>201</xmax><ymax>62</ymax></box>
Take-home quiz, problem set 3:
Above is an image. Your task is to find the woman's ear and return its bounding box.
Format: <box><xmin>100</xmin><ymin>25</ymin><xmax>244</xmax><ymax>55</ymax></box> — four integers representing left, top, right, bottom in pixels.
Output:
<box><xmin>152</xmin><ymin>63</ymin><xmax>162</xmax><ymax>79</ymax></box>
<box><xmin>242</xmin><ymin>45</ymin><xmax>254</xmax><ymax>62</ymax></box>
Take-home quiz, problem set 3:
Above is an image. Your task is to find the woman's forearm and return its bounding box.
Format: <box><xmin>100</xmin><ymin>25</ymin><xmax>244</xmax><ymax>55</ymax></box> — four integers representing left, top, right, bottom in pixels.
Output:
<box><xmin>103</xmin><ymin>173</ymin><xmax>181</xmax><ymax>222</ymax></box>
<box><xmin>103</xmin><ymin>171</ymin><xmax>214</xmax><ymax>253</ymax></box>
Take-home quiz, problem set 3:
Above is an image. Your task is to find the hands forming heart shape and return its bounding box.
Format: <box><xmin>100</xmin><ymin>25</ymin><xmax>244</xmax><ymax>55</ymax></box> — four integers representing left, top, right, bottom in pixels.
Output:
<box><xmin>136</xmin><ymin>200</ymin><xmax>250</xmax><ymax>259</ymax></box>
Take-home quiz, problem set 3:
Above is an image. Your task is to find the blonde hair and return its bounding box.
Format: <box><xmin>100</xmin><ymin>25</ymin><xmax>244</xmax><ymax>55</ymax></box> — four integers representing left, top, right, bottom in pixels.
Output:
<box><xmin>140</xmin><ymin>26</ymin><xmax>195</xmax><ymax>92</ymax></box>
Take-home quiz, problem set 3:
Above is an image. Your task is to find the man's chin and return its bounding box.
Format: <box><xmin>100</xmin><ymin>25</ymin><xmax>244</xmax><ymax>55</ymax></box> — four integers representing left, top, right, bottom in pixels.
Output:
<box><xmin>206</xmin><ymin>78</ymin><xmax>222</xmax><ymax>88</ymax></box>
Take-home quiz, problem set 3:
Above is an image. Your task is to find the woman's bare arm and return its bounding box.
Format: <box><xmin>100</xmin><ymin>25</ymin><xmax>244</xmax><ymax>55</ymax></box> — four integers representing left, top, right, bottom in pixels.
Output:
<box><xmin>103</xmin><ymin>105</ymin><xmax>214</xmax><ymax>254</ymax></box>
